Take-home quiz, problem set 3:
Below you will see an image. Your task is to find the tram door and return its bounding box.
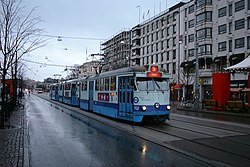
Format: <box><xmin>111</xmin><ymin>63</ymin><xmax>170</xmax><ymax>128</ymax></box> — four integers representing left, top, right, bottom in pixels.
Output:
<box><xmin>88</xmin><ymin>81</ymin><xmax>94</xmax><ymax>111</ymax></box>
<box><xmin>118</xmin><ymin>77</ymin><xmax>133</xmax><ymax>118</ymax></box>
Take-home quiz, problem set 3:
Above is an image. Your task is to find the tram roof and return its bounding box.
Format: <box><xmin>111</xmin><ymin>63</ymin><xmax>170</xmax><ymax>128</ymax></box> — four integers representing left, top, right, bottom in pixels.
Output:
<box><xmin>89</xmin><ymin>65</ymin><xmax>168</xmax><ymax>79</ymax></box>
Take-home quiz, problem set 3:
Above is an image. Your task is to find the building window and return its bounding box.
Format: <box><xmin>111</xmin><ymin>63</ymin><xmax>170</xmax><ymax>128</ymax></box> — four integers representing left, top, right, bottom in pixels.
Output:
<box><xmin>184</xmin><ymin>36</ymin><xmax>187</xmax><ymax>45</ymax></box>
<box><xmin>196</xmin><ymin>0</ymin><xmax>212</xmax><ymax>9</ymax></box>
<box><xmin>218</xmin><ymin>7</ymin><xmax>227</xmax><ymax>17</ymax></box>
<box><xmin>167</xmin><ymin>15</ymin><xmax>170</xmax><ymax>24</ymax></box>
<box><xmin>235</xmin><ymin>37</ymin><xmax>245</xmax><ymax>48</ymax></box>
<box><xmin>166</xmin><ymin>51</ymin><xmax>170</xmax><ymax>60</ymax></box>
<box><xmin>188</xmin><ymin>19</ymin><xmax>194</xmax><ymax>28</ymax></box>
<box><xmin>167</xmin><ymin>27</ymin><xmax>170</xmax><ymax>36</ymax></box>
<box><xmin>235</xmin><ymin>18</ymin><xmax>245</xmax><ymax>30</ymax></box>
<box><xmin>229</xmin><ymin>4</ymin><xmax>233</xmax><ymax>16</ymax></box>
<box><xmin>229</xmin><ymin>40</ymin><xmax>232</xmax><ymax>52</ymax></box>
<box><xmin>188</xmin><ymin>34</ymin><xmax>195</xmax><ymax>42</ymax></box>
<box><xmin>235</xmin><ymin>0</ymin><xmax>245</xmax><ymax>12</ymax></box>
<box><xmin>248</xmin><ymin>17</ymin><xmax>250</xmax><ymax>29</ymax></box>
<box><xmin>197</xmin><ymin>28</ymin><xmax>212</xmax><ymax>39</ymax></box>
<box><xmin>218</xmin><ymin>41</ymin><xmax>227</xmax><ymax>51</ymax></box>
<box><xmin>196</xmin><ymin>11</ymin><xmax>212</xmax><ymax>25</ymax></box>
<box><xmin>184</xmin><ymin>50</ymin><xmax>187</xmax><ymax>59</ymax></box>
<box><xmin>198</xmin><ymin>44</ymin><xmax>212</xmax><ymax>55</ymax></box>
<box><xmin>247</xmin><ymin>36</ymin><xmax>250</xmax><ymax>49</ymax></box>
<box><xmin>188</xmin><ymin>49</ymin><xmax>195</xmax><ymax>57</ymax></box>
<box><xmin>167</xmin><ymin>39</ymin><xmax>170</xmax><ymax>48</ymax></box>
<box><xmin>173</xmin><ymin>37</ymin><xmax>176</xmax><ymax>47</ymax></box>
<box><xmin>173</xmin><ymin>12</ymin><xmax>178</xmax><ymax>22</ymax></box>
<box><xmin>173</xmin><ymin>50</ymin><xmax>176</xmax><ymax>59</ymax></box>
<box><xmin>172</xmin><ymin>62</ymin><xmax>176</xmax><ymax>74</ymax></box>
<box><xmin>218</xmin><ymin>24</ymin><xmax>227</xmax><ymax>34</ymax></box>
<box><xmin>166</xmin><ymin>63</ymin><xmax>169</xmax><ymax>72</ymax></box>
<box><xmin>189</xmin><ymin>4</ymin><xmax>194</xmax><ymax>14</ymax></box>
<box><xmin>229</xmin><ymin>22</ymin><xmax>233</xmax><ymax>34</ymax></box>
<box><xmin>173</xmin><ymin>24</ymin><xmax>176</xmax><ymax>34</ymax></box>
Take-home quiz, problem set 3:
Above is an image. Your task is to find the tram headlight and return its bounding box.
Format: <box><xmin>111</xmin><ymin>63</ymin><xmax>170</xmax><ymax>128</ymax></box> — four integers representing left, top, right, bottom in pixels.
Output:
<box><xmin>154</xmin><ymin>102</ymin><xmax>160</xmax><ymax>109</ymax></box>
<box><xmin>166</xmin><ymin>105</ymin><xmax>171</xmax><ymax>110</ymax></box>
<box><xmin>142</xmin><ymin>106</ymin><xmax>147</xmax><ymax>111</ymax></box>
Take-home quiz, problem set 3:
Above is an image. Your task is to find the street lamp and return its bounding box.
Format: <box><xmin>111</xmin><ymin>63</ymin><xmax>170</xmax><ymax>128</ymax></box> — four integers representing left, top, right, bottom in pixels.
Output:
<box><xmin>194</xmin><ymin>4</ymin><xmax>200</xmax><ymax>109</ymax></box>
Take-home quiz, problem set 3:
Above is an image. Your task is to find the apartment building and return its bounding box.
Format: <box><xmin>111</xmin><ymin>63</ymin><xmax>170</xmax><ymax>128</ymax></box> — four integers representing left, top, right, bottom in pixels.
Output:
<box><xmin>101</xmin><ymin>29</ymin><xmax>131</xmax><ymax>71</ymax></box>
<box><xmin>179</xmin><ymin>0</ymin><xmax>250</xmax><ymax>99</ymax></box>
<box><xmin>101</xmin><ymin>0</ymin><xmax>250</xmax><ymax>101</ymax></box>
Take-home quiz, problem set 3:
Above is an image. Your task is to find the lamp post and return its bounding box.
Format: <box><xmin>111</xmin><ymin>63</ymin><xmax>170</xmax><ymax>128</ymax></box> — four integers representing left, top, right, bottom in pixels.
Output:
<box><xmin>193</xmin><ymin>31</ymin><xmax>200</xmax><ymax>109</ymax></box>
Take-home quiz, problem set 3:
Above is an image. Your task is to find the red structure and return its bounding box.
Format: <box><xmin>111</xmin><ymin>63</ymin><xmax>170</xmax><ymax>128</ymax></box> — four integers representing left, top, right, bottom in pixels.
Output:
<box><xmin>212</xmin><ymin>73</ymin><xmax>230</xmax><ymax>109</ymax></box>
<box><xmin>0</xmin><ymin>79</ymin><xmax>14</xmax><ymax>97</ymax></box>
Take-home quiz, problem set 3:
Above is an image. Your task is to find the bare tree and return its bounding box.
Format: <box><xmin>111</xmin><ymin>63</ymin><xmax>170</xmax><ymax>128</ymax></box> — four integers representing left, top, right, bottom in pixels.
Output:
<box><xmin>179</xmin><ymin>67</ymin><xmax>195</xmax><ymax>100</ymax></box>
<box><xmin>0</xmin><ymin>0</ymin><xmax>46</xmax><ymax>127</ymax></box>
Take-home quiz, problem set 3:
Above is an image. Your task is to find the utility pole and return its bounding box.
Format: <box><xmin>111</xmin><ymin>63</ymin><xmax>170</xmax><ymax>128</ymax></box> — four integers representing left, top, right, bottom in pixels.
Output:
<box><xmin>194</xmin><ymin>1</ymin><xmax>200</xmax><ymax>110</ymax></box>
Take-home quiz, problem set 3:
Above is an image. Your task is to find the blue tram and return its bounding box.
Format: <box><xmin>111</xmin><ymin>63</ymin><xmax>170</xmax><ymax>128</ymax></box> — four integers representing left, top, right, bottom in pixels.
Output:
<box><xmin>49</xmin><ymin>65</ymin><xmax>171</xmax><ymax>123</ymax></box>
<box><xmin>62</xmin><ymin>79</ymin><xmax>80</xmax><ymax>106</ymax></box>
<box><xmin>49</xmin><ymin>83</ymin><xmax>59</xmax><ymax>101</ymax></box>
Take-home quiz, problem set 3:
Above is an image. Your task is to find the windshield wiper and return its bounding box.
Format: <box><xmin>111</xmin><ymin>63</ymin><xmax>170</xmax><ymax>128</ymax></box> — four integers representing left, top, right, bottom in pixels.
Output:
<box><xmin>155</xmin><ymin>81</ymin><xmax>164</xmax><ymax>94</ymax></box>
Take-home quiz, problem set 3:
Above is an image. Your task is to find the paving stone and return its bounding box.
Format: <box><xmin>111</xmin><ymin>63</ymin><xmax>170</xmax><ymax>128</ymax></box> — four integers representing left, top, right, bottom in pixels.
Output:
<box><xmin>0</xmin><ymin>98</ymin><xmax>28</xmax><ymax>167</ymax></box>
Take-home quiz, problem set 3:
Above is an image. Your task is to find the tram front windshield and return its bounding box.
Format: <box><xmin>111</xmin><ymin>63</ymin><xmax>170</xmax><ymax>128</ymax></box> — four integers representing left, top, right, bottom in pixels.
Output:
<box><xmin>136</xmin><ymin>77</ymin><xmax>169</xmax><ymax>91</ymax></box>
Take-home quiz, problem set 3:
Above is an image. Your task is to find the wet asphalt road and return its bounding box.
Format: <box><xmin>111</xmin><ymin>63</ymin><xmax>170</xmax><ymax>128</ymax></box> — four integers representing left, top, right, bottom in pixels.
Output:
<box><xmin>27</xmin><ymin>94</ymin><xmax>213</xmax><ymax>167</ymax></box>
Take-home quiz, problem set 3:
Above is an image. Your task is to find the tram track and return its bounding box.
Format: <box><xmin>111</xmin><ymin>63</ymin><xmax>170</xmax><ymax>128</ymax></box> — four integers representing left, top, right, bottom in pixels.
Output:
<box><xmin>171</xmin><ymin>115</ymin><xmax>250</xmax><ymax>134</ymax></box>
<box><xmin>36</xmin><ymin>94</ymin><xmax>250</xmax><ymax>166</ymax></box>
<box><xmin>142</xmin><ymin>117</ymin><xmax>250</xmax><ymax>166</ymax></box>
<box><xmin>170</xmin><ymin>116</ymin><xmax>250</xmax><ymax>146</ymax></box>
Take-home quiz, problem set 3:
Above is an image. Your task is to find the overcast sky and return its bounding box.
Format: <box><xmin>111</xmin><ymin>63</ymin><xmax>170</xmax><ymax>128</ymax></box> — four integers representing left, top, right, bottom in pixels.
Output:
<box><xmin>22</xmin><ymin>0</ymin><xmax>180</xmax><ymax>81</ymax></box>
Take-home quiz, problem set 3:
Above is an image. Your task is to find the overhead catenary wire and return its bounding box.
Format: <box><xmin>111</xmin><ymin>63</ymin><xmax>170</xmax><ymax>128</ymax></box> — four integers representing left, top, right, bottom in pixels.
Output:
<box><xmin>22</xmin><ymin>59</ymin><xmax>76</xmax><ymax>68</ymax></box>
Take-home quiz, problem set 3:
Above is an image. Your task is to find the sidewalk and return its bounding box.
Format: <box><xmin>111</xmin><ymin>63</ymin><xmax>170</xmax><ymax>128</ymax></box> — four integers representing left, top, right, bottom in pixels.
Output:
<box><xmin>0</xmin><ymin>98</ymin><xmax>29</xmax><ymax>167</ymax></box>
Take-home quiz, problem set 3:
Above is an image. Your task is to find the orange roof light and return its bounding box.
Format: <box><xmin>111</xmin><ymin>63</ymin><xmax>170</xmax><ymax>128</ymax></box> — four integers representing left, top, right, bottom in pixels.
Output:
<box><xmin>147</xmin><ymin>65</ymin><xmax>162</xmax><ymax>77</ymax></box>
<box><xmin>150</xmin><ymin>65</ymin><xmax>158</xmax><ymax>72</ymax></box>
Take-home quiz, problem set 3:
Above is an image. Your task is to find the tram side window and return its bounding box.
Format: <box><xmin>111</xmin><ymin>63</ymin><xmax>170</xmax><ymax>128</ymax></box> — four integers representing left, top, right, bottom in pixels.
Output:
<box><xmin>100</xmin><ymin>79</ymin><xmax>105</xmax><ymax>91</ymax></box>
<box><xmin>59</xmin><ymin>85</ymin><xmax>62</xmax><ymax>90</ymax></box>
<box><xmin>82</xmin><ymin>81</ymin><xmax>87</xmax><ymax>91</ymax></box>
<box><xmin>110</xmin><ymin>77</ymin><xmax>116</xmax><ymax>90</ymax></box>
<box><xmin>105</xmin><ymin>78</ymin><xmax>109</xmax><ymax>91</ymax></box>
<box><xmin>65</xmin><ymin>84</ymin><xmax>70</xmax><ymax>90</ymax></box>
<box><xmin>95</xmin><ymin>80</ymin><xmax>100</xmax><ymax>91</ymax></box>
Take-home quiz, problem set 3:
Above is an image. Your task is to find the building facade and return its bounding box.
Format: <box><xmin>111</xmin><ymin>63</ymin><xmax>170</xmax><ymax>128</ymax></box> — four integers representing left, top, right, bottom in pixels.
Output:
<box><xmin>101</xmin><ymin>0</ymin><xmax>250</xmax><ymax>101</ymax></box>
<box><xmin>101</xmin><ymin>29</ymin><xmax>131</xmax><ymax>71</ymax></box>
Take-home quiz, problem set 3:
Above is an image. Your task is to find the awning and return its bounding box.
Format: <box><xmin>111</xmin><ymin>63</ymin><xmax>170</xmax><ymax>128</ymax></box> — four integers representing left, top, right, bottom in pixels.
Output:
<box><xmin>242</xmin><ymin>88</ymin><xmax>250</xmax><ymax>92</ymax></box>
<box><xmin>225</xmin><ymin>55</ymin><xmax>250</xmax><ymax>72</ymax></box>
<box><xmin>174</xmin><ymin>84</ymin><xmax>184</xmax><ymax>89</ymax></box>
<box><xmin>230</xmin><ymin>88</ymin><xmax>243</xmax><ymax>92</ymax></box>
